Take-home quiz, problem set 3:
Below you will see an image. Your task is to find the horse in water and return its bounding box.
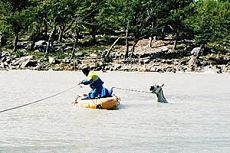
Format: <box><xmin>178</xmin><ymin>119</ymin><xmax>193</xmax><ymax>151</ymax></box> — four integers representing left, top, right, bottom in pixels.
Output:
<box><xmin>150</xmin><ymin>84</ymin><xmax>168</xmax><ymax>103</ymax></box>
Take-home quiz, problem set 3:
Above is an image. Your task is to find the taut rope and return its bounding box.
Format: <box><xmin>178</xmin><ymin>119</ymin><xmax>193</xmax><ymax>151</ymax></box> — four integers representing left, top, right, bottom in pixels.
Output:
<box><xmin>113</xmin><ymin>87</ymin><xmax>152</xmax><ymax>94</ymax></box>
<box><xmin>0</xmin><ymin>85</ymin><xmax>77</xmax><ymax>113</ymax></box>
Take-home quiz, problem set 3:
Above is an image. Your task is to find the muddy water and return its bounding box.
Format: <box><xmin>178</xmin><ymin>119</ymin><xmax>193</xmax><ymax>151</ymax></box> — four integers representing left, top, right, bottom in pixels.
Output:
<box><xmin>0</xmin><ymin>70</ymin><xmax>229</xmax><ymax>153</ymax></box>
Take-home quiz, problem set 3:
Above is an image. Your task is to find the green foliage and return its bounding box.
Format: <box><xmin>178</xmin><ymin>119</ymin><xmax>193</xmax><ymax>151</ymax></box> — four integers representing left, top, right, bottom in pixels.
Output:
<box><xmin>185</xmin><ymin>0</ymin><xmax>230</xmax><ymax>44</ymax></box>
<box><xmin>103</xmin><ymin>56</ymin><xmax>113</xmax><ymax>63</ymax></box>
<box><xmin>0</xmin><ymin>0</ymin><xmax>229</xmax><ymax>53</ymax></box>
<box><xmin>14</xmin><ymin>50</ymin><xmax>25</xmax><ymax>57</ymax></box>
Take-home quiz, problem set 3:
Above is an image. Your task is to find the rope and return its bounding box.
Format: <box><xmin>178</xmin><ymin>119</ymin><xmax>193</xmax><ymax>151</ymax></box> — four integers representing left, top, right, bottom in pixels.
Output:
<box><xmin>113</xmin><ymin>87</ymin><xmax>152</xmax><ymax>94</ymax></box>
<box><xmin>0</xmin><ymin>85</ymin><xmax>77</xmax><ymax>113</ymax></box>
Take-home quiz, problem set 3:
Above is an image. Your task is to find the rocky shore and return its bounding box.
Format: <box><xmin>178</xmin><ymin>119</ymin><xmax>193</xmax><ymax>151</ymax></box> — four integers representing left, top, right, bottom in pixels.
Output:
<box><xmin>1</xmin><ymin>39</ymin><xmax>230</xmax><ymax>73</ymax></box>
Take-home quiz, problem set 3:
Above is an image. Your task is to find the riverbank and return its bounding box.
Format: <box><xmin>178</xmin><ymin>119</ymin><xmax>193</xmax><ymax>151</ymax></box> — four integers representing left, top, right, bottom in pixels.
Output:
<box><xmin>1</xmin><ymin>39</ymin><xmax>230</xmax><ymax>73</ymax></box>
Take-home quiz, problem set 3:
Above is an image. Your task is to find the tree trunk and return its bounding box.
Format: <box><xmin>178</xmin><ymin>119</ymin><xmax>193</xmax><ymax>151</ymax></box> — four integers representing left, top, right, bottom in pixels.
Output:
<box><xmin>30</xmin><ymin>27</ymin><xmax>41</xmax><ymax>50</ymax></box>
<box><xmin>43</xmin><ymin>15</ymin><xmax>48</xmax><ymax>36</ymax></box>
<box><xmin>149</xmin><ymin>36</ymin><xmax>156</xmax><ymax>48</ymax></box>
<box><xmin>58</xmin><ymin>25</ymin><xmax>66</xmax><ymax>42</ymax></box>
<box><xmin>45</xmin><ymin>24</ymin><xmax>57</xmax><ymax>57</ymax></box>
<box><xmin>149</xmin><ymin>36</ymin><xmax>153</xmax><ymax>48</ymax></box>
<box><xmin>71</xmin><ymin>37</ymin><xmax>78</xmax><ymax>59</ymax></box>
<box><xmin>91</xmin><ymin>26</ymin><xmax>97</xmax><ymax>44</ymax></box>
<box><xmin>130</xmin><ymin>39</ymin><xmax>138</xmax><ymax>58</ymax></box>
<box><xmin>173</xmin><ymin>32</ymin><xmax>178</xmax><ymax>51</ymax></box>
<box><xmin>105</xmin><ymin>37</ymin><xmax>120</xmax><ymax>57</ymax></box>
<box><xmin>125</xmin><ymin>21</ymin><xmax>129</xmax><ymax>59</ymax></box>
<box><xmin>161</xmin><ymin>26</ymin><xmax>165</xmax><ymax>40</ymax></box>
<box><xmin>149</xmin><ymin>22</ymin><xmax>154</xmax><ymax>48</ymax></box>
<box><xmin>13</xmin><ymin>31</ymin><xmax>19</xmax><ymax>52</ymax></box>
<box><xmin>71</xmin><ymin>27</ymin><xmax>81</xmax><ymax>59</ymax></box>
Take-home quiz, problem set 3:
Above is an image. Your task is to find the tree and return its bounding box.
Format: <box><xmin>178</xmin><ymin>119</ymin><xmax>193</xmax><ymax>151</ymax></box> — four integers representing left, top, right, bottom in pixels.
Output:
<box><xmin>33</xmin><ymin>0</ymin><xmax>79</xmax><ymax>56</ymax></box>
<box><xmin>77</xmin><ymin>0</ymin><xmax>106</xmax><ymax>44</ymax></box>
<box><xmin>185</xmin><ymin>0</ymin><xmax>230</xmax><ymax>46</ymax></box>
<box><xmin>165</xmin><ymin>0</ymin><xmax>193</xmax><ymax>50</ymax></box>
<box><xmin>0</xmin><ymin>0</ymin><xmax>36</xmax><ymax>52</ymax></box>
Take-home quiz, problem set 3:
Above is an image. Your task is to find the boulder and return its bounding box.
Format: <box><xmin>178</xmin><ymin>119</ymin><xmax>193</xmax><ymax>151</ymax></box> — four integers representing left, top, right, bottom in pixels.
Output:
<box><xmin>90</xmin><ymin>53</ymin><xmax>97</xmax><ymax>57</ymax></box>
<box><xmin>188</xmin><ymin>56</ymin><xmax>199</xmax><ymax>71</ymax></box>
<box><xmin>62</xmin><ymin>58</ymin><xmax>71</xmax><ymax>63</ymax></box>
<box><xmin>1</xmin><ymin>51</ymin><xmax>10</xmax><ymax>58</ymax></box>
<box><xmin>184</xmin><ymin>45</ymin><xmax>194</xmax><ymax>51</ymax></box>
<box><xmin>113</xmin><ymin>64</ymin><xmax>122</xmax><ymax>70</ymax></box>
<box><xmin>161</xmin><ymin>46</ymin><xmax>169</xmax><ymax>52</ymax></box>
<box><xmin>34</xmin><ymin>40</ymin><xmax>47</xmax><ymax>51</ymax></box>
<box><xmin>18</xmin><ymin>49</ymin><xmax>27</xmax><ymax>53</ymax></box>
<box><xmin>17</xmin><ymin>42</ymin><xmax>28</xmax><ymax>49</ymax></box>
<box><xmin>75</xmin><ymin>52</ymin><xmax>84</xmax><ymax>57</ymax></box>
<box><xmin>191</xmin><ymin>47</ymin><xmax>201</xmax><ymax>56</ymax></box>
<box><xmin>12</xmin><ymin>56</ymin><xmax>33</xmax><ymax>66</ymax></box>
<box><xmin>143</xmin><ymin>58</ymin><xmax>151</xmax><ymax>64</ymax></box>
<box><xmin>21</xmin><ymin>60</ymin><xmax>37</xmax><ymax>68</ymax></box>
<box><xmin>49</xmin><ymin>57</ymin><xmax>56</xmax><ymax>64</ymax></box>
<box><xmin>64</xmin><ymin>46</ymin><xmax>73</xmax><ymax>52</ymax></box>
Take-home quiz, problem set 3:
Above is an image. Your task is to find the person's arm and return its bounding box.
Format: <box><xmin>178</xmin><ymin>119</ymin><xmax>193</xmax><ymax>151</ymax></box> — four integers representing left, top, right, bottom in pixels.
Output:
<box><xmin>81</xmin><ymin>78</ymin><xmax>93</xmax><ymax>85</ymax></box>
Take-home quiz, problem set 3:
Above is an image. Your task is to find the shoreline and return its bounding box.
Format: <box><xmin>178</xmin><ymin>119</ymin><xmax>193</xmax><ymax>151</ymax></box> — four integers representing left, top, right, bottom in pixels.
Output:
<box><xmin>1</xmin><ymin>65</ymin><xmax>229</xmax><ymax>74</ymax></box>
<box><xmin>1</xmin><ymin>39</ymin><xmax>230</xmax><ymax>74</ymax></box>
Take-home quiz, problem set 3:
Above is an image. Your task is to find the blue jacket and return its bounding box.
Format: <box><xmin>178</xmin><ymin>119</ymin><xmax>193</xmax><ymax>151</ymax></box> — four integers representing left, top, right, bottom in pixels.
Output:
<box><xmin>82</xmin><ymin>71</ymin><xmax>104</xmax><ymax>89</ymax></box>
<box><xmin>81</xmin><ymin>71</ymin><xmax>112</xmax><ymax>99</ymax></box>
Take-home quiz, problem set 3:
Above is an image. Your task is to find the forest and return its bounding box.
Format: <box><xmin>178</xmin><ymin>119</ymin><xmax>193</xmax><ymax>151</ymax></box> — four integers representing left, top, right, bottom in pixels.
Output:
<box><xmin>0</xmin><ymin>0</ymin><xmax>230</xmax><ymax>72</ymax></box>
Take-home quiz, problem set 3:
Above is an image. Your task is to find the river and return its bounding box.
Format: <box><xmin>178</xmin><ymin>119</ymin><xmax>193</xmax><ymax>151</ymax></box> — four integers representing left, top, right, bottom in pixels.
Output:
<box><xmin>0</xmin><ymin>70</ymin><xmax>230</xmax><ymax>153</ymax></box>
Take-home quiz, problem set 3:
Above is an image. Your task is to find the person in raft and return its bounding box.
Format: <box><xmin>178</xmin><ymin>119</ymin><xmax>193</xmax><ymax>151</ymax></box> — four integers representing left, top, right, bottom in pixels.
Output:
<box><xmin>78</xmin><ymin>65</ymin><xmax>113</xmax><ymax>99</ymax></box>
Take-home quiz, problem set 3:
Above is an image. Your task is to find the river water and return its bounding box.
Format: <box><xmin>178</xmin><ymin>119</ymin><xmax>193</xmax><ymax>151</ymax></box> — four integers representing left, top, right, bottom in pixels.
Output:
<box><xmin>0</xmin><ymin>70</ymin><xmax>229</xmax><ymax>153</ymax></box>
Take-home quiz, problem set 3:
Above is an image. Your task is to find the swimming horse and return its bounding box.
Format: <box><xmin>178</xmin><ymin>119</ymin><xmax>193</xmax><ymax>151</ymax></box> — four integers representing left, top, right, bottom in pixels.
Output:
<box><xmin>150</xmin><ymin>84</ymin><xmax>168</xmax><ymax>103</ymax></box>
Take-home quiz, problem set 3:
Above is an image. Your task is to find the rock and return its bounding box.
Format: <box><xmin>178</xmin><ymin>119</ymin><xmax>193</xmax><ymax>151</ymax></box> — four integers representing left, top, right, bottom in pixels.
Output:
<box><xmin>75</xmin><ymin>52</ymin><xmax>84</xmax><ymax>57</ymax></box>
<box><xmin>191</xmin><ymin>47</ymin><xmax>201</xmax><ymax>56</ymax></box>
<box><xmin>49</xmin><ymin>57</ymin><xmax>56</xmax><ymax>64</ymax></box>
<box><xmin>120</xmin><ymin>65</ymin><xmax>132</xmax><ymax>71</ymax></box>
<box><xmin>150</xmin><ymin>66</ymin><xmax>157</xmax><ymax>72</ymax></box>
<box><xmin>18</xmin><ymin>49</ymin><xmax>27</xmax><ymax>53</ymax></box>
<box><xmin>56</xmin><ymin>44</ymin><xmax>66</xmax><ymax>52</ymax></box>
<box><xmin>62</xmin><ymin>58</ymin><xmax>71</xmax><ymax>63</ymax></box>
<box><xmin>156</xmin><ymin>67</ymin><xmax>165</xmax><ymax>73</ymax></box>
<box><xmin>34</xmin><ymin>40</ymin><xmax>47</xmax><ymax>51</ymax></box>
<box><xmin>161</xmin><ymin>46</ymin><xmax>168</xmax><ymax>52</ymax></box>
<box><xmin>143</xmin><ymin>58</ymin><xmax>151</xmax><ymax>64</ymax></box>
<box><xmin>184</xmin><ymin>45</ymin><xmax>194</xmax><ymax>51</ymax></box>
<box><xmin>90</xmin><ymin>53</ymin><xmax>97</xmax><ymax>57</ymax></box>
<box><xmin>64</xmin><ymin>46</ymin><xmax>73</xmax><ymax>52</ymax></box>
<box><xmin>17</xmin><ymin>42</ymin><xmax>28</xmax><ymax>49</ymax></box>
<box><xmin>5</xmin><ymin>57</ymin><xmax>12</xmax><ymax>63</ymax></box>
<box><xmin>34</xmin><ymin>40</ymin><xmax>46</xmax><ymax>47</ymax></box>
<box><xmin>12</xmin><ymin>56</ymin><xmax>34</xmax><ymax>66</ymax></box>
<box><xmin>201</xmin><ymin>61</ymin><xmax>209</xmax><ymax>67</ymax></box>
<box><xmin>188</xmin><ymin>56</ymin><xmax>199</xmax><ymax>71</ymax></box>
<box><xmin>113</xmin><ymin>64</ymin><xmax>122</xmax><ymax>70</ymax></box>
<box><xmin>21</xmin><ymin>60</ymin><xmax>37</xmax><ymax>68</ymax></box>
<box><xmin>1</xmin><ymin>51</ymin><xmax>10</xmax><ymax>57</ymax></box>
<box><xmin>0</xmin><ymin>62</ymin><xmax>9</xmax><ymax>69</ymax></box>
<box><xmin>215</xmin><ymin>65</ymin><xmax>222</xmax><ymax>74</ymax></box>
<box><xmin>103</xmin><ymin>66</ymin><xmax>111</xmax><ymax>71</ymax></box>
<box><xmin>210</xmin><ymin>48</ymin><xmax>217</xmax><ymax>53</ymax></box>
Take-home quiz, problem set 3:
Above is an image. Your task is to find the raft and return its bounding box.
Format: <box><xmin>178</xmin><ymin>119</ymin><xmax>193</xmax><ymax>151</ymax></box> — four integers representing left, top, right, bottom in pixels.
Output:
<box><xmin>73</xmin><ymin>95</ymin><xmax>120</xmax><ymax>109</ymax></box>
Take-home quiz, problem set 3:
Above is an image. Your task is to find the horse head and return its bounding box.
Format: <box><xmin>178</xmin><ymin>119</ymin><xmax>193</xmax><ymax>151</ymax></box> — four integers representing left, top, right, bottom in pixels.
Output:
<box><xmin>150</xmin><ymin>84</ymin><xmax>168</xmax><ymax>103</ymax></box>
<box><xmin>150</xmin><ymin>84</ymin><xmax>164</xmax><ymax>94</ymax></box>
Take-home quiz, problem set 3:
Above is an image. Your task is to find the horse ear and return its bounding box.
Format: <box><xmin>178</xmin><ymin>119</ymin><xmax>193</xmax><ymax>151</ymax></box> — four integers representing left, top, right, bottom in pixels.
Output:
<box><xmin>161</xmin><ymin>84</ymin><xmax>164</xmax><ymax>87</ymax></box>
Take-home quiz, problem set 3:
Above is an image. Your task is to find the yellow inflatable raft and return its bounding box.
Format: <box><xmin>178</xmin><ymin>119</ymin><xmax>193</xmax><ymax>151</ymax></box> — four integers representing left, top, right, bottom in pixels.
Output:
<box><xmin>73</xmin><ymin>95</ymin><xmax>120</xmax><ymax>109</ymax></box>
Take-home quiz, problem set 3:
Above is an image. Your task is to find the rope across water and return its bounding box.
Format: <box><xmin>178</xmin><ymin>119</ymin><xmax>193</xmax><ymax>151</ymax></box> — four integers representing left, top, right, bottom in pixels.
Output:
<box><xmin>0</xmin><ymin>85</ymin><xmax>77</xmax><ymax>113</ymax></box>
<box><xmin>0</xmin><ymin>86</ymin><xmax>152</xmax><ymax>113</ymax></box>
<box><xmin>113</xmin><ymin>87</ymin><xmax>152</xmax><ymax>94</ymax></box>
